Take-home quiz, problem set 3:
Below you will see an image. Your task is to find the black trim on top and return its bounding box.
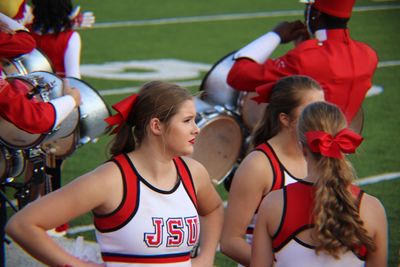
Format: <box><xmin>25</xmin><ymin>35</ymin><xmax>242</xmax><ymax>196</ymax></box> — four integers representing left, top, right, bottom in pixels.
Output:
<box><xmin>127</xmin><ymin>157</ymin><xmax>180</xmax><ymax>194</ymax></box>
<box><xmin>273</xmin><ymin>224</ymin><xmax>314</xmax><ymax>252</ymax></box>
<box><xmin>255</xmin><ymin>143</ymin><xmax>279</xmax><ymax>191</ymax></box>
<box><xmin>94</xmin><ymin>154</ymin><xmax>140</xmax><ymax>233</ymax></box>
<box><xmin>293</xmin><ymin>236</ymin><xmax>315</xmax><ymax>249</ymax></box>
<box><xmin>93</xmin><ymin>158</ymin><xmax>127</xmax><ymax>218</ymax></box>
<box><xmin>266</xmin><ymin>143</ymin><xmax>304</xmax><ymax>183</ymax></box>
<box><xmin>272</xmin><ymin>187</ymin><xmax>287</xmax><ymax>239</ymax></box>
<box><xmin>174</xmin><ymin>157</ymin><xmax>198</xmax><ymax>210</ymax></box>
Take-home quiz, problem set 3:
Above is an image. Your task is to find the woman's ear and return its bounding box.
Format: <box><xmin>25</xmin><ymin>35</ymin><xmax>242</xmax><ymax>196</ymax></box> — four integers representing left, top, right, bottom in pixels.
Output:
<box><xmin>301</xmin><ymin>143</ymin><xmax>308</xmax><ymax>158</ymax></box>
<box><xmin>279</xmin><ymin>112</ymin><xmax>290</xmax><ymax>128</ymax></box>
<box><xmin>149</xmin><ymin>118</ymin><xmax>163</xmax><ymax>136</ymax></box>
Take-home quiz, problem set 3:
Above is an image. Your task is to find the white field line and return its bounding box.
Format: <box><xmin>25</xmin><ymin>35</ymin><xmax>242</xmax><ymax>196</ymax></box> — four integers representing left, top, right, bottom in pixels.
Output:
<box><xmin>63</xmin><ymin>172</ymin><xmax>400</xmax><ymax>235</ymax></box>
<box><xmin>92</xmin><ymin>4</ymin><xmax>400</xmax><ymax>29</ymax></box>
<box><xmin>99</xmin><ymin>80</ymin><xmax>202</xmax><ymax>96</ymax></box>
<box><xmin>98</xmin><ymin>60</ymin><xmax>400</xmax><ymax>96</ymax></box>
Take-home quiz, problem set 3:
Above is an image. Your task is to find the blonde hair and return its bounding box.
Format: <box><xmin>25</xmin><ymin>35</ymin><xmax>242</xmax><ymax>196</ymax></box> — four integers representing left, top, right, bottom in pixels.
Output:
<box><xmin>297</xmin><ymin>102</ymin><xmax>375</xmax><ymax>257</ymax></box>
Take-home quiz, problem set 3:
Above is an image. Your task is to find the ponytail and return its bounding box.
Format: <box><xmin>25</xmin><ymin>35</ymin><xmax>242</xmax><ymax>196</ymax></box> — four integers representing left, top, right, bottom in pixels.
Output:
<box><xmin>298</xmin><ymin>102</ymin><xmax>376</xmax><ymax>257</ymax></box>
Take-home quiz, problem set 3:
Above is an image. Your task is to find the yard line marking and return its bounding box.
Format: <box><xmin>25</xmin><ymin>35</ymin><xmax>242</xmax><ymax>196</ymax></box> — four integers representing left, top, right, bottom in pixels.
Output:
<box><xmin>96</xmin><ymin>59</ymin><xmax>398</xmax><ymax>96</ymax></box>
<box><xmin>355</xmin><ymin>172</ymin><xmax>400</xmax><ymax>186</ymax></box>
<box><xmin>64</xmin><ymin>172</ymin><xmax>400</xmax><ymax>235</ymax></box>
<box><xmin>99</xmin><ymin>80</ymin><xmax>202</xmax><ymax>96</ymax></box>
<box><xmin>92</xmin><ymin>4</ymin><xmax>400</xmax><ymax>29</ymax></box>
<box><xmin>378</xmin><ymin>60</ymin><xmax>400</xmax><ymax>68</ymax></box>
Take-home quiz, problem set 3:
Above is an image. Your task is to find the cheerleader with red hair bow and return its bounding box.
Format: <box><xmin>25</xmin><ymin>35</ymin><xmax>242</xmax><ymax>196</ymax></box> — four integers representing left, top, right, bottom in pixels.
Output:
<box><xmin>251</xmin><ymin>101</ymin><xmax>387</xmax><ymax>267</ymax></box>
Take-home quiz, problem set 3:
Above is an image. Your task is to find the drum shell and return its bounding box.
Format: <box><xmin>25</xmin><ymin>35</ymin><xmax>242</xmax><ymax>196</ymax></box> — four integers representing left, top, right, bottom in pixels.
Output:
<box><xmin>199</xmin><ymin>51</ymin><xmax>239</xmax><ymax>112</ymax></box>
<box><xmin>237</xmin><ymin>91</ymin><xmax>268</xmax><ymax>133</ymax></box>
<box><xmin>190</xmin><ymin>98</ymin><xmax>243</xmax><ymax>184</ymax></box>
<box><xmin>0</xmin><ymin>49</ymin><xmax>54</xmax><ymax>77</ymax></box>
<box><xmin>65</xmin><ymin>77</ymin><xmax>111</xmax><ymax>146</ymax></box>
<box><xmin>0</xmin><ymin>146</ymin><xmax>25</xmax><ymax>182</ymax></box>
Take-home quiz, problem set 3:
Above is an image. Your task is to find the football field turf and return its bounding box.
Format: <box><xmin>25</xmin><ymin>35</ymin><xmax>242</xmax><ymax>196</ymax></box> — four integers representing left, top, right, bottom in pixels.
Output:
<box><xmin>6</xmin><ymin>0</ymin><xmax>400</xmax><ymax>266</ymax></box>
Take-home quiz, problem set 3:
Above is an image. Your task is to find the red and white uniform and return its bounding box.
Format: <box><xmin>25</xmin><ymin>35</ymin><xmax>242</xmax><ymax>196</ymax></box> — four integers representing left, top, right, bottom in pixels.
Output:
<box><xmin>0</xmin><ymin>30</ymin><xmax>35</xmax><ymax>60</ymax></box>
<box><xmin>227</xmin><ymin>29</ymin><xmax>378</xmax><ymax>123</ymax></box>
<box><xmin>273</xmin><ymin>181</ymin><xmax>366</xmax><ymax>267</ymax></box>
<box><xmin>245</xmin><ymin>143</ymin><xmax>302</xmax><ymax>246</ymax></box>
<box><xmin>29</xmin><ymin>29</ymin><xmax>81</xmax><ymax>78</ymax></box>
<box><xmin>0</xmin><ymin>78</ymin><xmax>55</xmax><ymax>133</ymax></box>
<box><xmin>94</xmin><ymin>154</ymin><xmax>200</xmax><ymax>267</ymax></box>
<box><xmin>0</xmin><ymin>14</ymin><xmax>76</xmax><ymax>134</ymax></box>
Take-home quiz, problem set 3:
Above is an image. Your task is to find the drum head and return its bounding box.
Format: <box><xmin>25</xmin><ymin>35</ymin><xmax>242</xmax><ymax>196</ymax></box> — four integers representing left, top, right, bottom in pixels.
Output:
<box><xmin>238</xmin><ymin>91</ymin><xmax>268</xmax><ymax>133</ymax></box>
<box><xmin>190</xmin><ymin>111</ymin><xmax>242</xmax><ymax>184</ymax></box>
<box><xmin>199</xmin><ymin>51</ymin><xmax>240</xmax><ymax>112</ymax></box>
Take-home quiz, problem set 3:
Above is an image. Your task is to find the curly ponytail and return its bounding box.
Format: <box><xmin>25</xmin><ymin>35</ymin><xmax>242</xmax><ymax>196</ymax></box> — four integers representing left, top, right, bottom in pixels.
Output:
<box><xmin>297</xmin><ymin>102</ymin><xmax>375</xmax><ymax>257</ymax></box>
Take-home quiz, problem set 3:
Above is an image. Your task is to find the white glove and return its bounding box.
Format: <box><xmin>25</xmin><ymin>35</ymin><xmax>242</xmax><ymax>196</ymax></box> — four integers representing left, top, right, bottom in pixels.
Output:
<box><xmin>69</xmin><ymin>5</ymin><xmax>95</xmax><ymax>29</ymax></box>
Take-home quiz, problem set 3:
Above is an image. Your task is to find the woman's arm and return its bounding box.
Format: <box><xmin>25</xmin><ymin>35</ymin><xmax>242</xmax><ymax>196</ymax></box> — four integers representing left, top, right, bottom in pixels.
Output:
<box><xmin>64</xmin><ymin>31</ymin><xmax>81</xmax><ymax>78</ymax></box>
<box><xmin>5</xmin><ymin>162</ymin><xmax>120</xmax><ymax>266</ymax></box>
<box><xmin>220</xmin><ymin>151</ymin><xmax>272</xmax><ymax>266</ymax></box>
<box><xmin>183</xmin><ymin>157</ymin><xmax>224</xmax><ymax>267</ymax></box>
<box><xmin>362</xmin><ymin>194</ymin><xmax>388</xmax><ymax>267</ymax></box>
<box><xmin>250</xmin><ymin>192</ymin><xmax>281</xmax><ymax>267</ymax></box>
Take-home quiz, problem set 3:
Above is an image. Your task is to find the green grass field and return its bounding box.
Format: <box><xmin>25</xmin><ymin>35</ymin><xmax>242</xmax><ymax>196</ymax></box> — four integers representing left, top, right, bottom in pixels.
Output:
<box><xmin>5</xmin><ymin>0</ymin><xmax>400</xmax><ymax>266</ymax></box>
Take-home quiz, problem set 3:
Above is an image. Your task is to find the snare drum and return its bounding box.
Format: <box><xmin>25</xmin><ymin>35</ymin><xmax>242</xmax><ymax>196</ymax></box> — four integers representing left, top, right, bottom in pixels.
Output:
<box><xmin>237</xmin><ymin>91</ymin><xmax>268</xmax><ymax>133</ymax></box>
<box><xmin>199</xmin><ymin>51</ymin><xmax>240</xmax><ymax>112</ymax></box>
<box><xmin>190</xmin><ymin>98</ymin><xmax>243</xmax><ymax>184</ymax></box>
<box><xmin>0</xmin><ymin>146</ymin><xmax>25</xmax><ymax>182</ymax></box>
<box><xmin>0</xmin><ymin>71</ymin><xmax>79</xmax><ymax>149</ymax></box>
<box><xmin>0</xmin><ymin>48</ymin><xmax>54</xmax><ymax>76</ymax></box>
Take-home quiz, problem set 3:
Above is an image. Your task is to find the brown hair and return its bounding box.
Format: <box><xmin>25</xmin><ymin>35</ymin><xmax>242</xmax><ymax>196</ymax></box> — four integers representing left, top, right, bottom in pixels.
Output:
<box><xmin>297</xmin><ymin>101</ymin><xmax>375</xmax><ymax>257</ymax></box>
<box><xmin>251</xmin><ymin>75</ymin><xmax>322</xmax><ymax>148</ymax></box>
<box><xmin>109</xmin><ymin>81</ymin><xmax>193</xmax><ymax>156</ymax></box>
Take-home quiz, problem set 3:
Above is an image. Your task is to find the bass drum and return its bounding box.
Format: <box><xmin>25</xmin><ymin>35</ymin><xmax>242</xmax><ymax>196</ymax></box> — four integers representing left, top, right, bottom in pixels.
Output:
<box><xmin>0</xmin><ymin>72</ymin><xmax>79</xmax><ymax>149</ymax></box>
<box><xmin>66</xmin><ymin>77</ymin><xmax>111</xmax><ymax>146</ymax></box>
<box><xmin>0</xmin><ymin>48</ymin><xmax>54</xmax><ymax>77</ymax></box>
<box><xmin>190</xmin><ymin>98</ymin><xmax>243</xmax><ymax>184</ymax></box>
<box><xmin>237</xmin><ymin>91</ymin><xmax>268</xmax><ymax>133</ymax></box>
<box><xmin>0</xmin><ymin>146</ymin><xmax>25</xmax><ymax>182</ymax></box>
<box><xmin>199</xmin><ymin>51</ymin><xmax>239</xmax><ymax>112</ymax></box>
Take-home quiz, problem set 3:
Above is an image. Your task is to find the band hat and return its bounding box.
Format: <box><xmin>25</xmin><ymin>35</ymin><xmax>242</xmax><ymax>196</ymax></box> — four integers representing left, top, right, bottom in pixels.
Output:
<box><xmin>300</xmin><ymin>0</ymin><xmax>355</xmax><ymax>18</ymax></box>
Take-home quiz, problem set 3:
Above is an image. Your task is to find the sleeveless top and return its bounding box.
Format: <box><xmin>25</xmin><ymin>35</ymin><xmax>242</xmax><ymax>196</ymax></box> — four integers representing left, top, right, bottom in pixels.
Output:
<box><xmin>246</xmin><ymin>143</ymin><xmax>302</xmax><ymax>238</ymax></box>
<box><xmin>94</xmin><ymin>154</ymin><xmax>199</xmax><ymax>267</ymax></box>
<box><xmin>273</xmin><ymin>181</ymin><xmax>367</xmax><ymax>267</ymax></box>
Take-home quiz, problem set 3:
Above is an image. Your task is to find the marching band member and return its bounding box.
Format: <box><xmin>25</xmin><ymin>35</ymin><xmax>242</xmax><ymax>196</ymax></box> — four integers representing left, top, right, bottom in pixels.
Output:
<box><xmin>0</xmin><ymin>78</ymin><xmax>80</xmax><ymax>134</ymax></box>
<box><xmin>6</xmin><ymin>81</ymin><xmax>223</xmax><ymax>267</ymax></box>
<box><xmin>0</xmin><ymin>13</ymin><xmax>80</xmax><ymax>134</ymax></box>
<box><xmin>220</xmin><ymin>75</ymin><xmax>324</xmax><ymax>266</ymax></box>
<box><xmin>227</xmin><ymin>0</ymin><xmax>378</xmax><ymax>124</ymax></box>
<box><xmin>251</xmin><ymin>101</ymin><xmax>387</xmax><ymax>267</ymax></box>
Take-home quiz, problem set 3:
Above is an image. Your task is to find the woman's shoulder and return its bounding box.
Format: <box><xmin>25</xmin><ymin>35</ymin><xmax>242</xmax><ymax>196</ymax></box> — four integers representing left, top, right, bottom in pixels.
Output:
<box><xmin>179</xmin><ymin>156</ymin><xmax>208</xmax><ymax>177</ymax></box>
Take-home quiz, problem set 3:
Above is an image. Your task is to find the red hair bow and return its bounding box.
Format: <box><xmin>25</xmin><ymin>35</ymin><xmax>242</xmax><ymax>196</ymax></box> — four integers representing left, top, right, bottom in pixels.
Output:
<box><xmin>104</xmin><ymin>94</ymin><xmax>138</xmax><ymax>134</ymax></box>
<box><xmin>305</xmin><ymin>129</ymin><xmax>363</xmax><ymax>159</ymax></box>
<box><xmin>251</xmin><ymin>82</ymin><xmax>275</xmax><ymax>104</ymax></box>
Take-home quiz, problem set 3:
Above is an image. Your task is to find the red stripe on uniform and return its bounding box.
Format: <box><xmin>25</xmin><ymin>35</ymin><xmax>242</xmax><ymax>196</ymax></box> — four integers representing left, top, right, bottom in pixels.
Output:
<box><xmin>102</xmin><ymin>252</ymin><xmax>191</xmax><ymax>263</ymax></box>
